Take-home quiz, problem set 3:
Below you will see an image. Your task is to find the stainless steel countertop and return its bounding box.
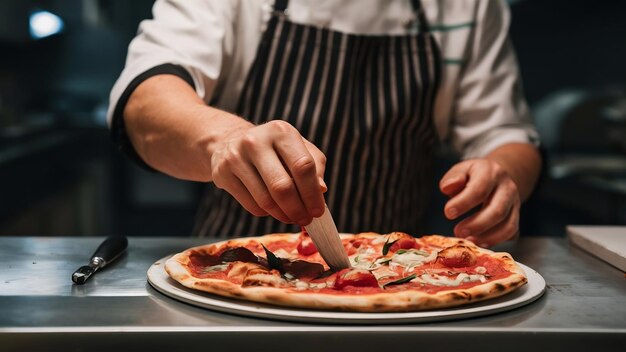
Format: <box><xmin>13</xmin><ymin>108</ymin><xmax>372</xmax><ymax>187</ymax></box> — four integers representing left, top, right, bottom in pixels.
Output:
<box><xmin>1</xmin><ymin>236</ymin><xmax>625</xmax><ymax>351</ymax></box>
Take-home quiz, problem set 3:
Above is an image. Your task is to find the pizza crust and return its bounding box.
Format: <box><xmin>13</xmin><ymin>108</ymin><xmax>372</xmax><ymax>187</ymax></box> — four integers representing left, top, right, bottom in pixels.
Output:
<box><xmin>165</xmin><ymin>233</ymin><xmax>528</xmax><ymax>312</ymax></box>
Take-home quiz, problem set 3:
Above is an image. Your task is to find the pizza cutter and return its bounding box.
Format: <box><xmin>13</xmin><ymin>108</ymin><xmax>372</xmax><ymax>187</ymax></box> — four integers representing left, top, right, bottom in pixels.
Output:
<box><xmin>71</xmin><ymin>236</ymin><xmax>128</xmax><ymax>284</ymax></box>
<box><xmin>304</xmin><ymin>204</ymin><xmax>351</xmax><ymax>271</ymax></box>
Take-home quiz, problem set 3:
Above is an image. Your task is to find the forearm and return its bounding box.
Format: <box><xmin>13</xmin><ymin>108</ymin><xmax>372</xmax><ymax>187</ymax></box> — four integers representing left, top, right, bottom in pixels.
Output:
<box><xmin>123</xmin><ymin>74</ymin><xmax>252</xmax><ymax>181</ymax></box>
<box><xmin>484</xmin><ymin>143</ymin><xmax>542</xmax><ymax>201</ymax></box>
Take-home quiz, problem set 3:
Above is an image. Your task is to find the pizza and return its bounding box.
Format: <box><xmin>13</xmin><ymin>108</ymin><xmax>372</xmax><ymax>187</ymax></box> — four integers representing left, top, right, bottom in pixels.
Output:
<box><xmin>165</xmin><ymin>231</ymin><xmax>527</xmax><ymax>312</ymax></box>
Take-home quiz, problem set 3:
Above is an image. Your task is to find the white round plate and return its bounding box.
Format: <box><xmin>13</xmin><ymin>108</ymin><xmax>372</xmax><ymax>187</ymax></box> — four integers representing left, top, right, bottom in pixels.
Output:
<box><xmin>147</xmin><ymin>256</ymin><xmax>545</xmax><ymax>324</ymax></box>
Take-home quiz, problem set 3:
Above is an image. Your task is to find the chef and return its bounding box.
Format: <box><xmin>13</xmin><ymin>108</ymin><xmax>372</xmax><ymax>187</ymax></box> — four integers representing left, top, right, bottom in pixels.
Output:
<box><xmin>108</xmin><ymin>0</ymin><xmax>541</xmax><ymax>247</ymax></box>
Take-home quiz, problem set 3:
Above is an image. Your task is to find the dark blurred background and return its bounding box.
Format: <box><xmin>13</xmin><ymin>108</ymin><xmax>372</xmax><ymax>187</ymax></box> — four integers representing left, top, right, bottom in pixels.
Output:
<box><xmin>0</xmin><ymin>0</ymin><xmax>624</xmax><ymax>237</ymax></box>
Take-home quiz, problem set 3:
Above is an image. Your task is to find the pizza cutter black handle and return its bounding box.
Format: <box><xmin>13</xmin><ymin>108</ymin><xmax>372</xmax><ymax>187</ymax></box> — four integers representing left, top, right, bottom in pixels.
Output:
<box><xmin>92</xmin><ymin>236</ymin><xmax>128</xmax><ymax>266</ymax></box>
<box><xmin>72</xmin><ymin>236</ymin><xmax>128</xmax><ymax>285</ymax></box>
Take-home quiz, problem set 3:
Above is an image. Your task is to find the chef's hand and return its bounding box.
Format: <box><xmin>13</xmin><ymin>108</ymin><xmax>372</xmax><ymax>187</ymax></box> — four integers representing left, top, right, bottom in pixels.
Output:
<box><xmin>439</xmin><ymin>159</ymin><xmax>521</xmax><ymax>248</ymax></box>
<box><xmin>210</xmin><ymin>120</ymin><xmax>327</xmax><ymax>226</ymax></box>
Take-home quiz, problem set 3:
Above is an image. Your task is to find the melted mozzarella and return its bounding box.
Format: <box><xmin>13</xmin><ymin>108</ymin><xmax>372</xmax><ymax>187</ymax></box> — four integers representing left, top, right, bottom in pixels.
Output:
<box><xmin>371</xmin><ymin>236</ymin><xmax>388</xmax><ymax>245</ymax></box>
<box><xmin>351</xmin><ymin>255</ymin><xmax>377</xmax><ymax>270</ymax></box>
<box><xmin>372</xmin><ymin>267</ymin><xmax>399</xmax><ymax>280</ymax></box>
<box><xmin>294</xmin><ymin>280</ymin><xmax>309</xmax><ymax>290</ymax></box>
<box><xmin>390</xmin><ymin>249</ymin><xmax>437</xmax><ymax>269</ymax></box>
<box><xmin>413</xmin><ymin>273</ymin><xmax>487</xmax><ymax>287</ymax></box>
<box><xmin>359</xmin><ymin>247</ymin><xmax>377</xmax><ymax>255</ymax></box>
<box><xmin>202</xmin><ymin>264</ymin><xmax>229</xmax><ymax>273</ymax></box>
<box><xmin>308</xmin><ymin>282</ymin><xmax>327</xmax><ymax>289</ymax></box>
<box><xmin>350</xmin><ymin>247</ymin><xmax>380</xmax><ymax>270</ymax></box>
<box><xmin>227</xmin><ymin>262</ymin><xmax>263</xmax><ymax>279</ymax></box>
<box><xmin>352</xmin><ymin>260</ymin><xmax>375</xmax><ymax>270</ymax></box>
<box><xmin>242</xmin><ymin>271</ymin><xmax>287</xmax><ymax>287</ymax></box>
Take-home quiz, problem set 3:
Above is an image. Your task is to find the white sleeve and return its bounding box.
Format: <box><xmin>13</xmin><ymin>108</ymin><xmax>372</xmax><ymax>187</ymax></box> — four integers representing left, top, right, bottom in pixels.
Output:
<box><xmin>449</xmin><ymin>0</ymin><xmax>539</xmax><ymax>159</ymax></box>
<box><xmin>106</xmin><ymin>0</ymin><xmax>237</xmax><ymax>127</ymax></box>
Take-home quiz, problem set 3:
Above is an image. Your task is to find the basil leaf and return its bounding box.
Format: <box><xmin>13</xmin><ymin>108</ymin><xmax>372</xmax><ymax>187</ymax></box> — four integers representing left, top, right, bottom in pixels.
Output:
<box><xmin>383</xmin><ymin>274</ymin><xmax>417</xmax><ymax>288</ymax></box>
<box><xmin>219</xmin><ymin>247</ymin><xmax>259</xmax><ymax>263</ymax></box>
<box><xmin>262</xmin><ymin>244</ymin><xmax>284</xmax><ymax>273</ymax></box>
<box><xmin>396</xmin><ymin>249</ymin><xmax>408</xmax><ymax>255</ymax></box>
<box><xmin>382</xmin><ymin>238</ymin><xmax>397</xmax><ymax>256</ymax></box>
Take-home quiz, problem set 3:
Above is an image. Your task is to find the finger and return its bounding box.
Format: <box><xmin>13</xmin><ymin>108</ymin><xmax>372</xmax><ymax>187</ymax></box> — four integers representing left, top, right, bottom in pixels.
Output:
<box><xmin>454</xmin><ymin>184</ymin><xmax>515</xmax><ymax>238</ymax></box>
<box><xmin>439</xmin><ymin>163</ymin><xmax>469</xmax><ymax>196</ymax></box>
<box><xmin>251</xmin><ymin>150</ymin><xmax>313</xmax><ymax>225</ymax></box>
<box><xmin>232</xmin><ymin>161</ymin><xmax>293</xmax><ymax>224</ymax></box>
<box><xmin>212</xmin><ymin>167</ymin><xmax>271</xmax><ymax>218</ymax></box>
<box><xmin>303</xmin><ymin>139</ymin><xmax>328</xmax><ymax>192</ymax></box>
<box><xmin>275</xmin><ymin>136</ymin><xmax>326</xmax><ymax>219</ymax></box>
<box><xmin>319</xmin><ymin>177</ymin><xmax>328</xmax><ymax>193</ymax></box>
<box><xmin>224</xmin><ymin>177</ymin><xmax>269</xmax><ymax>217</ymax></box>
<box><xmin>466</xmin><ymin>207</ymin><xmax>519</xmax><ymax>248</ymax></box>
<box><xmin>444</xmin><ymin>165</ymin><xmax>496</xmax><ymax>219</ymax></box>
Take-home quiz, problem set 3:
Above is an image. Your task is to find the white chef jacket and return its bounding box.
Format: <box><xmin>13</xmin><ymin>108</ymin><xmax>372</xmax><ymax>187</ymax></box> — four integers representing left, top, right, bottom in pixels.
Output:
<box><xmin>108</xmin><ymin>0</ymin><xmax>539</xmax><ymax>159</ymax></box>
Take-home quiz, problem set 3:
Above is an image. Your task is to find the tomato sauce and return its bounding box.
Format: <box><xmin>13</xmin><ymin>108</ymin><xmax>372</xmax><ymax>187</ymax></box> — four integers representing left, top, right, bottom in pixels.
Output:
<box><xmin>265</xmin><ymin>240</ymin><xmax>297</xmax><ymax>253</ymax></box>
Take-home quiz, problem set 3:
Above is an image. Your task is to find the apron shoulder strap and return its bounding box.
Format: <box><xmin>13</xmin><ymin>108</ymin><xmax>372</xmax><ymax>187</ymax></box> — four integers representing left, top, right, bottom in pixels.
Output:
<box><xmin>410</xmin><ymin>0</ymin><xmax>431</xmax><ymax>33</ymax></box>
<box><xmin>274</xmin><ymin>0</ymin><xmax>289</xmax><ymax>12</ymax></box>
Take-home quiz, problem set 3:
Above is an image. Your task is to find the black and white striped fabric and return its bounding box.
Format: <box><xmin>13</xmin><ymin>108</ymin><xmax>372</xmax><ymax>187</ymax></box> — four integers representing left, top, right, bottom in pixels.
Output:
<box><xmin>193</xmin><ymin>0</ymin><xmax>441</xmax><ymax>238</ymax></box>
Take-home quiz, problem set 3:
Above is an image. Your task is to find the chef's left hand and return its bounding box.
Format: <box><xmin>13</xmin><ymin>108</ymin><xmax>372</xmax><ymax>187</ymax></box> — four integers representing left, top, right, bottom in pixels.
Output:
<box><xmin>439</xmin><ymin>159</ymin><xmax>520</xmax><ymax>248</ymax></box>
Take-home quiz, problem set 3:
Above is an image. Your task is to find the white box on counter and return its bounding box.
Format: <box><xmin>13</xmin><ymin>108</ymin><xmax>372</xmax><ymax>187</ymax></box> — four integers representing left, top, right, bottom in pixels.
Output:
<box><xmin>567</xmin><ymin>225</ymin><xmax>626</xmax><ymax>272</ymax></box>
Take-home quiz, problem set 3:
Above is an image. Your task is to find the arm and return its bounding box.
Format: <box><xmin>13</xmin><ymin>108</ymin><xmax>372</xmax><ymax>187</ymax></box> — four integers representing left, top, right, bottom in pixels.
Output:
<box><xmin>439</xmin><ymin>143</ymin><xmax>541</xmax><ymax>247</ymax></box>
<box><xmin>439</xmin><ymin>1</ymin><xmax>541</xmax><ymax>247</ymax></box>
<box><xmin>124</xmin><ymin>74</ymin><xmax>327</xmax><ymax>226</ymax></box>
<box><xmin>124</xmin><ymin>74</ymin><xmax>249</xmax><ymax>181</ymax></box>
<box><xmin>110</xmin><ymin>1</ymin><xmax>325</xmax><ymax>227</ymax></box>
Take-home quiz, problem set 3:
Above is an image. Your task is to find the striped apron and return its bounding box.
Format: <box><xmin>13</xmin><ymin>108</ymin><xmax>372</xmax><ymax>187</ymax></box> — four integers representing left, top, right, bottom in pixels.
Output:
<box><xmin>193</xmin><ymin>0</ymin><xmax>441</xmax><ymax>238</ymax></box>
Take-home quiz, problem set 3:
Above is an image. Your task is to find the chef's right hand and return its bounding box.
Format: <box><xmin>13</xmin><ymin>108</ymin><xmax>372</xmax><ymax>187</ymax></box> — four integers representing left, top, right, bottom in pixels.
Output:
<box><xmin>210</xmin><ymin>120</ymin><xmax>327</xmax><ymax>226</ymax></box>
